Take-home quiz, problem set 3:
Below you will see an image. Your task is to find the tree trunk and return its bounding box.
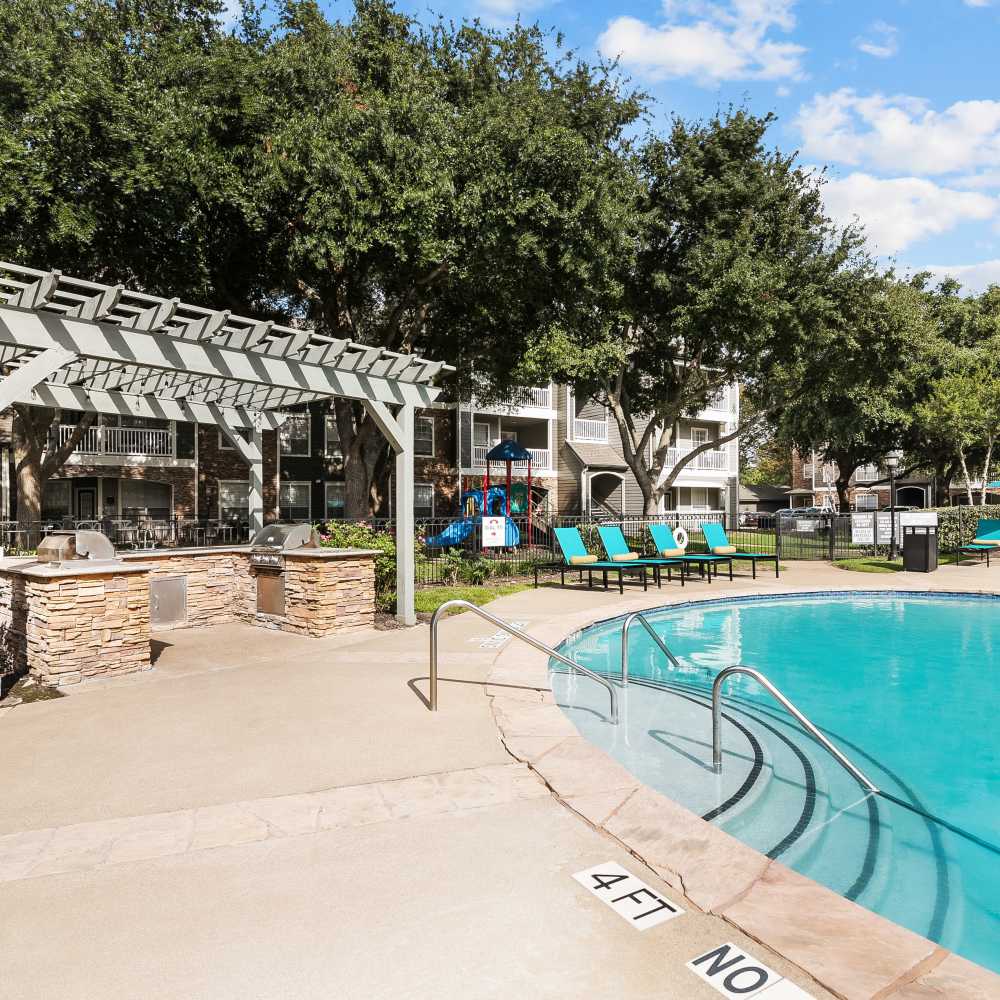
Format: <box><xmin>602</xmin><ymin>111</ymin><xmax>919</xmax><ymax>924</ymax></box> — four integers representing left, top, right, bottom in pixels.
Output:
<box><xmin>15</xmin><ymin>452</ymin><xmax>43</xmax><ymax>547</ymax></box>
<box><xmin>958</xmin><ymin>448</ymin><xmax>975</xmax><ymax>507</ymax></box>
<box><xmin>835</xmin><ymin>477</ymin><xmax>851</xmax><ymax>512</ymax></box>
<box><xmin>980</xmin><ymin>438</ymin><xmax>994</xmax><ymax>506</ymax></box>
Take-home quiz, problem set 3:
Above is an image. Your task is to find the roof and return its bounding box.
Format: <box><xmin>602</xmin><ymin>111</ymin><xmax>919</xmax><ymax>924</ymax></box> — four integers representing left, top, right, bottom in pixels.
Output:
<box><xmin>486</xmin><ymin>439</ymin><xmax>532</xmax><ymax>463</ymax></box>
<box><xmin>565</xmin><ymin>441</ymin><xmax>628</xmax><ymax>471</ymax></box>
<box><xmin>785</xmin><ymin>487</ymin><xmax>815</xmax><ymax>496</ymax></box>
<box><xmin>0</xmin><ymin>262</ymin><xmax>453</xmax><ymax>426</ymax></box>
<box><xmin>739</xmin><ymin>483</ymin><xmax>789</xmax><ymax>501</ymax></box>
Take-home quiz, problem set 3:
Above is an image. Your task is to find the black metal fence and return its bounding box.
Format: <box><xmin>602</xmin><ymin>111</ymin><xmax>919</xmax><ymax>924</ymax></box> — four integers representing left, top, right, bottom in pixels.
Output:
<box><xmin>0</xmin><ymin>518</ymin><xmax>251</xmax><ymax>554</ymax></box>
<box><xmin>397</xmin><ymin>510</ymin><xmax>912</xmax><ymax>587</ymax></box>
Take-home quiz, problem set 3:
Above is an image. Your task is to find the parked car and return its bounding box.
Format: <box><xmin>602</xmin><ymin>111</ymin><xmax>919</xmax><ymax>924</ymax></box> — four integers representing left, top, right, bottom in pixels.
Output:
<box><xmin>880</xmin><ymin>505</ymin><xmax>917</xmax><ymax>513</ymax></box>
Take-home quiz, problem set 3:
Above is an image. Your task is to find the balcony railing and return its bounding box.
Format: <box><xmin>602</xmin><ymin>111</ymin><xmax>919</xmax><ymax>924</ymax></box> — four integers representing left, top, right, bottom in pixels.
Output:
<box><xmin>473</xmin><ymin>445</ymin><xmax>551</xmax><ymax>471</ymax></box>
<box><xmin>472</xmin><ymin>385</ymin><xmax>551</xmax><ymax>412</ymax></box>
<box><xmin>702</xmin><ymin>389</ymin><xmax>732</xmax><ymax>412</ymax></box>
<box><xmin>572</xmin><ymin>418</ymin><xmax>608</xmax><ymax>443</ymax></box>
<box><xmin>667</xmin><ymin>446</ymin><xmax>730</xmax><ymax>472</ymax></box>
<box><xmin>59</xmin><ymin>424</ymin><xmax>174</xmax><ymax>457</ymax></box>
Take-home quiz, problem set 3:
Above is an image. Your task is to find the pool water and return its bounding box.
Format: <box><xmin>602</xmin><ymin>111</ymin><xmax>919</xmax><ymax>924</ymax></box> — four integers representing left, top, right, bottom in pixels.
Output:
<box><xmin>551</xmin><ymin>593</ymin><xmax>1000</xmax><ymax>973</ymax></box>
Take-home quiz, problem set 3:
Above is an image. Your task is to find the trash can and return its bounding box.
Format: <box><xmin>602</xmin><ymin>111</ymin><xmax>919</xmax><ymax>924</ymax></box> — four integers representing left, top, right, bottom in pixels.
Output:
<box><xmin>903</xmin><ymin>525</ymin><xmax>938</xmax><ymax>572</ymax></box>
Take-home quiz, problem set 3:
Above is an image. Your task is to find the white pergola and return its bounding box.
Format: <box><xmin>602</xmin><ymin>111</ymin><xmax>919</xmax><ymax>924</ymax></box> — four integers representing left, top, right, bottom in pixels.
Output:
<box><xmin>0</xmin><ymin>262</ymin><xmax>454</xmax><ymax>625</ymax></box>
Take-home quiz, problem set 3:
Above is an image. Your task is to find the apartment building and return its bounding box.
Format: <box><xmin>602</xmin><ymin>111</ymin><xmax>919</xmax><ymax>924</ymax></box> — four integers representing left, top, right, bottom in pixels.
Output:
<box><xmin>0</xmin><ymin>383</ymin><xmax>740</xmax><ymax>524</ymax></box>
<box><xmin>789</xmin><ymin>449</ymin><xmax>932</xmax><ymax>510</ymax></box>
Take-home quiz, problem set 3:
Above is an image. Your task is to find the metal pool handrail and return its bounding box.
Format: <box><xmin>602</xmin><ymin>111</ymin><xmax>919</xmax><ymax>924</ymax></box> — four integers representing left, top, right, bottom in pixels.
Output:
<box><xmin>712</xmin><ymin>665</ymin><xmax>879</xmax><ymax>793</ymax></box>
<box><xmin>620</xmin><ymin>611</ymin><xmax>681</xmax><ymax>686</ymax></box>
<box><xmin>428</xmin><ymin>600</ymin><xmax>619</xmax><ymax>723</ymax></box>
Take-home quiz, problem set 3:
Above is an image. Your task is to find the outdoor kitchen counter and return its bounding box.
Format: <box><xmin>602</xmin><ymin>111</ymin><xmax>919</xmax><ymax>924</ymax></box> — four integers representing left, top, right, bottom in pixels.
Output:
<box><xmin>118</xmin><ymin>546</ymin><xmax>381</xmax><ymax>561</ymax></box>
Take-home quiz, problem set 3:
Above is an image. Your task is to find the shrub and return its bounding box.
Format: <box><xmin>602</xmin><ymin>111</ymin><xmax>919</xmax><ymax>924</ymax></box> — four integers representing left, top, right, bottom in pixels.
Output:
<box><xmin>930</xmin><ymin>505</ymin><xmax>1000</xmax><ymax>551</ymax></box>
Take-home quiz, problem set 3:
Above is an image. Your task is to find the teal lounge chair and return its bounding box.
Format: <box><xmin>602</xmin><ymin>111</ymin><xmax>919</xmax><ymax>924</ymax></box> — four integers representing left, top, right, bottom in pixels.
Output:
<box><xmin>536</xmin><ymin>526</ymin><xmax>648</xmax><ymax>593</ymax></box>
<box><xmin>958</xmin><ymin>518</ymin><xmax>1000</xmax><ymax>567</ymax></box>
<box><xmin>596</xmin><ymin>525</ymin><xmax>685</xmax><ymax>588</ymax></box>
<box><xmin>701</xmin><ymin>521</ymin><xmax>779</xmax><ymax>579</ymax></box>
<box><xmin>647</xmin><ymin>523</ymin><xmax>732</xmax><ymax>583</ymax></box>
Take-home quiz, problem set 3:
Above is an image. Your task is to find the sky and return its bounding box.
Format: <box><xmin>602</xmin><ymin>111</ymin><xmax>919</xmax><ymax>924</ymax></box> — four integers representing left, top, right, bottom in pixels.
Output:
<box><xmin>355</xmin><ymin>0</ymin><xmax>1000</xmax><ymax>294</ymax></box>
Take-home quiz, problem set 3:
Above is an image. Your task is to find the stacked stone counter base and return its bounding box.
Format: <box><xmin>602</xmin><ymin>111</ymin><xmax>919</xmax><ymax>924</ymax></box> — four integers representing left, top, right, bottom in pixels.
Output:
<box><xmin>0</xmin><ymin>546</ymin><xmax>378</xmax><ymax>688</ymax></box>
<box><xmin>0</xmin><ymin>561</ymin><xmax>153</xmax><ymax>687</ymax></box>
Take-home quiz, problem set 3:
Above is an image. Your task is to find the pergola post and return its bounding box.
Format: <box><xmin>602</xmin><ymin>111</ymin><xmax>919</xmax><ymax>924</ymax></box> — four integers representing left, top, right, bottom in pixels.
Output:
<box><xmin>362</xmin><ymin>400</ymin><xmax>415</xmax><ymax>626</ymax></box>
<box><xmin>211</xmin><ymin>405</ymin><xmax>265</xmax><ymax>537</ymax></box>
<box><xmin>394</xmin><ymin>405</ymin><xmax>415</xmax><ymax>626</ymax></box>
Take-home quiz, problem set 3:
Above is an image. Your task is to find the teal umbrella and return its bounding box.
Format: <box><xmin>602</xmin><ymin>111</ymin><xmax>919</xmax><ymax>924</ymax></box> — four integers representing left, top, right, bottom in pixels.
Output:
<box><xmin>988</xmin><ymin>481</ymin><xmax>1000</xmax><ymax>489</ymax></box>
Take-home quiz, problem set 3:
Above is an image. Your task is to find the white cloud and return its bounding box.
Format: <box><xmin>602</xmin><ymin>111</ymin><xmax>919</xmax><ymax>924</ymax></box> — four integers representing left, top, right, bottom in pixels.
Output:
<box><xmin>964</xmin><ymin>0</ymin><xmax>992</xmax><ymax>7</ymax></box>
<box><xmin>597</xmin><ymin>0</ymin><xmax>806</xmax><ymax>84</ymax></box>
<box><xmin>854</xmin><ymin>21</ymin><xmax>899</xmax><ymax>59</ymax></box>
<box><xmin>821</xmin><ymin>172</ymin><xmax>997</xmax><ymax>253</ymax></box>
<box><xmin>920</xmin><ymin>260</ymin><xmax>1000</xmax><ymax>293</ymax></box>
<box><xmin>796</xmin><ymin>89</ymin><xmax>1000</xmax><ymax>177</ymax></box>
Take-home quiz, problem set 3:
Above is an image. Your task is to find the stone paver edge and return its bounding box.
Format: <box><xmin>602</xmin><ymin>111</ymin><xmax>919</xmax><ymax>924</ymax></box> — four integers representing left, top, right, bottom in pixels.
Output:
<box><xmin>484</xmin><ymin>582</ymin><xmax>1000</xmax><ymax>1000</ymax></box>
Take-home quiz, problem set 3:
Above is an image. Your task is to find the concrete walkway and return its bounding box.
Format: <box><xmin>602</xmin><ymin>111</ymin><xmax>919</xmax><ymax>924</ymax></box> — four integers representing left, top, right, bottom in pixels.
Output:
<box><xmin>0</xmin><ymin>562</ymin><xmax>995</xmax><ymax>999</ymax></box>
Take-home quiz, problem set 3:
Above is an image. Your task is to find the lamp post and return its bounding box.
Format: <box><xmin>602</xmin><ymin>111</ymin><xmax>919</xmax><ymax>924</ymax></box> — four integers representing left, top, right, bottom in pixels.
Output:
<box><xmin>885</xmin><ymin>449</ymin><xmax>903</xmax><ymax>560</ymax></box>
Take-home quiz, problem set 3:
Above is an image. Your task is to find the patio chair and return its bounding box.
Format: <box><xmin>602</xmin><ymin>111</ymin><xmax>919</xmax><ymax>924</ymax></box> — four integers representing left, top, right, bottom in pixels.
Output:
<box><xmin>596</xmin><ymin>525</ymin><xmax>685</xmax><ymax>587</ymax></box>
<box><xmin>958</xmin><ymin>518</ymin><xmax>1000</xmax><ymax>567</ymax></box>
<box><xmin>534</xmin><ymin>526</ymin><xmax>648</xmax><ymax>594</ymax></box>
<box><xmin>647</xmin><ymin>523</ymin><xmax>732</xmax><ymax>583</ymax></box>
<box><xmin>701</xmin><ymin>521</ymin><xmax>779</xmax><ymax>579</ymax></box>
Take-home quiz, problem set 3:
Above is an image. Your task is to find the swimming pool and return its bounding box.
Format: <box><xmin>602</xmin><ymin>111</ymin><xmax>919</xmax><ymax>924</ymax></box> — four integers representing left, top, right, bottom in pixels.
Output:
<box><xmin>551</xmin><ymin>592</ymin><xmax>1000</xmax><ymax>974</ymax></box>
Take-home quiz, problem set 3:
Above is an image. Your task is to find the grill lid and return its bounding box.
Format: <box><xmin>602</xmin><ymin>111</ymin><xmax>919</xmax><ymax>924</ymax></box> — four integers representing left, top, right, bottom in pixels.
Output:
<box><xmin>36</xmin><ymin>529</ymin><xmax>116</xmax><ymax>564</ymax></box>
<box><xmin>250</xmin><ymin>523</ymin><xmax>318</xmax><ymax>551</ymax></box>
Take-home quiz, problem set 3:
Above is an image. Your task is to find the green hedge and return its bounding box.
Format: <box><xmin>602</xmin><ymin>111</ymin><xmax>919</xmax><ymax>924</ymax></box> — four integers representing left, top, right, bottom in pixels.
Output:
<box><xmin>930</xmin><ymin>506</ymin><xmax>1000</xmax><ymax>551</ymax></box>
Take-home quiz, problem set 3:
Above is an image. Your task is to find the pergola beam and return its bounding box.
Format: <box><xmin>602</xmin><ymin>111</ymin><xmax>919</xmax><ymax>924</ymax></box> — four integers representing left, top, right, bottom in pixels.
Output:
<box><xmin>0</xmin><ymin>347</ymin><xmax>77</xmax><ymax>411</ymax></box>
<box><xmin>4</xmin><ymin>380</ymin><xmax>285</xmax><ymax>430</ymax></box>
<box><xmin>0</xmin><ymin>306</ymin><xmax>442</xmax><ymax>407</ymax></box>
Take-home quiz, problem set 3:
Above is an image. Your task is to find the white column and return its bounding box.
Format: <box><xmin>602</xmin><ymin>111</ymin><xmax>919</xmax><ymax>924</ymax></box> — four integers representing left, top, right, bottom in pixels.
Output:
<box><xmin>395</xmin><ymin>405</ymin><xmax>415</xmax><ymax>626</ymax></box>
<box><xmin>249</xmin><ymin>426</ymin><xmax>264</xmax><ymax>536</ymax></box>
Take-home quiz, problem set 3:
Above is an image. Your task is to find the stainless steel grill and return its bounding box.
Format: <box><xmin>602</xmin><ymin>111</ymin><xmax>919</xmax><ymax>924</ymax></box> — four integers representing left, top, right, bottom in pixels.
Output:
<box><xmin>36</xmin><ymin>529</ymin><xmax>117</xmax><ymax>566</ymax></box>
<box><xmin>249</xmin><ymin>524</ymin><xmax>319</xmax><ymax>615</ymax></box>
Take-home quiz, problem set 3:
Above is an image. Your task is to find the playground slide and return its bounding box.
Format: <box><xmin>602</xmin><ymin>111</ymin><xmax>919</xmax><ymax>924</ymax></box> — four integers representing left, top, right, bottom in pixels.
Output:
<box><xmin>424</xmin><ymin>516</ymin><xmax>522</xmax><ymax>548</ymax></box>
<box><xmin>424</xmin><ymin>518</ymin><xmax>476</xmax><ymax>547</ymax></box>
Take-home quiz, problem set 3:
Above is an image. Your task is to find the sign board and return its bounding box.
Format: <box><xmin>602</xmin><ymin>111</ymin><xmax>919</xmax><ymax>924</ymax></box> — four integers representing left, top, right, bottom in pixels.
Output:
<box><xmin>900</xmin><ymin>511</ymin><xmax>938</xmax><ymax>528</ymax></box>
<box><xmin>481</xmin><ymin>516</ymin><xmax>506</xmax><ymax>547</ymax></box>
<box><xmin>572</xmin><ymin>862</ymin><xmax>684</xmax><ymax>931</ymax></box>
<box><xmin>687</xmin><ymin>942</ymin><xmax>814</xmax><ymax>999</ymax></box>
<box><xmin>850</xmin><ymin>514</ymin><xmax>874</xmax><ymax>545</ymax></box>
<box><xmin>794</xmin><ymin>519</ymin><xmax>818</xmax><ymax>533</ymax></box>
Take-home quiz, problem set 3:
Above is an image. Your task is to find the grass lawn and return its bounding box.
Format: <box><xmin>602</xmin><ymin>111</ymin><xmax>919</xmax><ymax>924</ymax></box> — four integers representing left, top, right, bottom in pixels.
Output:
<box><xmin>413</xmin><ymin>583</ymin><xmax>532</xmax><ymax>615</ymax></box>
<box><xmin>833</xmin><ymin>553</ymin><xmax>962</xmax><ymax>573</ymax></box>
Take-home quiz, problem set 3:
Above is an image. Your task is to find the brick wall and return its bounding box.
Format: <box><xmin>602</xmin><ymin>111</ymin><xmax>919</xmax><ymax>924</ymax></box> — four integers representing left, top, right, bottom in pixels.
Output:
<box><xmin>53</xmin><ymin>465</ymin><xmax>197</xmax><ymax>518</ymax></box>
<box><xmin>197</xmin><ymin>427</ymin><xmax>279</xmax><ymax>522</ymax></box>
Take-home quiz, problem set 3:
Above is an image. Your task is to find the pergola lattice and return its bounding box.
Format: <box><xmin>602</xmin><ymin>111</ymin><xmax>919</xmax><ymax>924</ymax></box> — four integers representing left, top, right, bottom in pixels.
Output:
<box><xmin>0</xmin><ymin>262</ymin><xmax>454</xmax><ymax>624</ymax></box>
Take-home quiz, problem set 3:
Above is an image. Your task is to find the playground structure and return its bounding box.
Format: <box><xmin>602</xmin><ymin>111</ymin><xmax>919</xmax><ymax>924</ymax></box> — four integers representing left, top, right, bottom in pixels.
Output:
<box><xmin>424</xmin><ymin>440</ymin><xmax>536</xmax><ymax>549</ymax></box>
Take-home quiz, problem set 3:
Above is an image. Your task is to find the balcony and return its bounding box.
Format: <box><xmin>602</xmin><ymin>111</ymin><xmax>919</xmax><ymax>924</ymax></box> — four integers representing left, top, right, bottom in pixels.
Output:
<box><xmin>59</xmin><ymin>424</ymin><xmax>174</xmax><ymax>457</ymax></box>
<box><xmin>667</xmin><ymin>446</ymin><xmax>730</xmax><ymax>473</ymax></box>
<box><xmin>854</xmin><ymin>464</ymin><xmax>881</xmax><ymax>483</ymax></box>
<box><xmin>696</xmin><ymin>388</ymin><xmax>735</xmax><ymax>420</ymax></box>
<box><xmin>472</xmin><ymin>385</ymin><xmax>552</xmax><ymax>414</ymax></box>
<box><xmin>472</xmin><ymin>445</ymin><xmax>551</xmax><ymax>472</ymax></box>
<box><xmin>572</xmin><ymin>418</ymin><xmax>608</xmax><ymax>443</ymax></box>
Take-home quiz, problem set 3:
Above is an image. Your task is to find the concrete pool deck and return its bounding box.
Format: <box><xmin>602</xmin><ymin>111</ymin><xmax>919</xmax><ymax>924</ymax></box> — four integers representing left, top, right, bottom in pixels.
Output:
<box><xmin>0</xmin><ymin>561</ymin><xmax>997</xmax><ymax>998</ymax></box>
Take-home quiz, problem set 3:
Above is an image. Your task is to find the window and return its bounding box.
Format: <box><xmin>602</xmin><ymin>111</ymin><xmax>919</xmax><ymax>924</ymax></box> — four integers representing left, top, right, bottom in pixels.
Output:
<box><xmin>325</xmin><ymin>482</ymin><xmax>345</xmax><ymax>520</ymax></box>
<box><xmin>218</xmin><ymin>430</ymin><xmax>234</xmax><ymax>451</ymax></box>
<box><xmin>324</xmin><ymin>414</ymin><xmax>342</xmax><ymax>460</ymax></box>
<box><xmin>415</xmin><ymin>415</ymin><xmax>434</xmax><ymax>457</ymax></box>
<box><xmin>691</xmin><ymin>427</ymin><xmax>710</xmax><ymax>447</ymax></box>
<box><xmin>122</xmin><ymin>480</ymin><xmax>171</xmax><ymax>518</ymax></box>
<box><xmin>219</xmin><ymin>480</ymin><xmax>249</xmax><ymax>522</ymax></box>
<box><xmin>473</xmin><ymin>422</ymin><xmax>491</xmax><ymax>447</ymax></box>
<box><xmin>414</xmin><ymin>483</ymin><xmax>434</xmax><ymax>519</ymax></box>
<box><xmin>279</xmin><ymin>482</ymin><xmax>311</xmax><ymax>521</ymax></box>
<box><xmin>855</xmin><ymin>493</ymin><xmax>878</xmax><ymax>511</ymax></box>
<box><xmin>280</xmin><ymin>412</ymin><xmax>310</xmax><ymax>457</ymax></box>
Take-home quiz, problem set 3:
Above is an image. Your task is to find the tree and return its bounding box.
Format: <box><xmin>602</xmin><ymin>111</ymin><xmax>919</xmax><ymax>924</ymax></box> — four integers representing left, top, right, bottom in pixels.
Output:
<box><xmin>778</xmin><ymin>277</ymin><xmax>937</xmax><ymax>510</ymax></box>
<box><xmin>0</xmin><ymin>0</ymin><xmax>268</xmax><ymax>524</ymax></box>
<box><xmin>252</xmin><ymin>0</ymin><xmax>643</xmax><ymax>515</ymax></box>
<box><xmin>521</xmin><ymin>109</ymin><xmax>864</xmax><ymax>514</ymax></box>
<box><xmin>914</xmin><ymin>345</ymin><xmax>1000</xmax><ymax>506</ymax></box>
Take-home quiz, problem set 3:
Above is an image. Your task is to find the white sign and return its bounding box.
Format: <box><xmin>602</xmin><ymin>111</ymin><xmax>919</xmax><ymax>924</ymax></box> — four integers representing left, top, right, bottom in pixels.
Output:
<box><xmin>481</xmin><ymin>516</ymin><xmax>506</xmax><ymax>547</ymax></box>
<box><xmin>851</xmin><ymin>514</ymin><xmax>874</xmax><ymax>545</ymax></box>
<box><xmin>687</xmin><ymin>943</ymin><xmax>814</xmax><ymax>999</ymax></box>
<box><xmin>794</xmin><ymin>519</ymin><xmax>817</xmax><ymax>533</ymax></box>
<box><xmin>572</xmin><ymin>862</ymin><xmax>684</xmax><ymax>931</ymax></box>
<box><xmin>900</xmin><ymin>511</ymin><xmax>938</xmax><ymax>528</ymax></box>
